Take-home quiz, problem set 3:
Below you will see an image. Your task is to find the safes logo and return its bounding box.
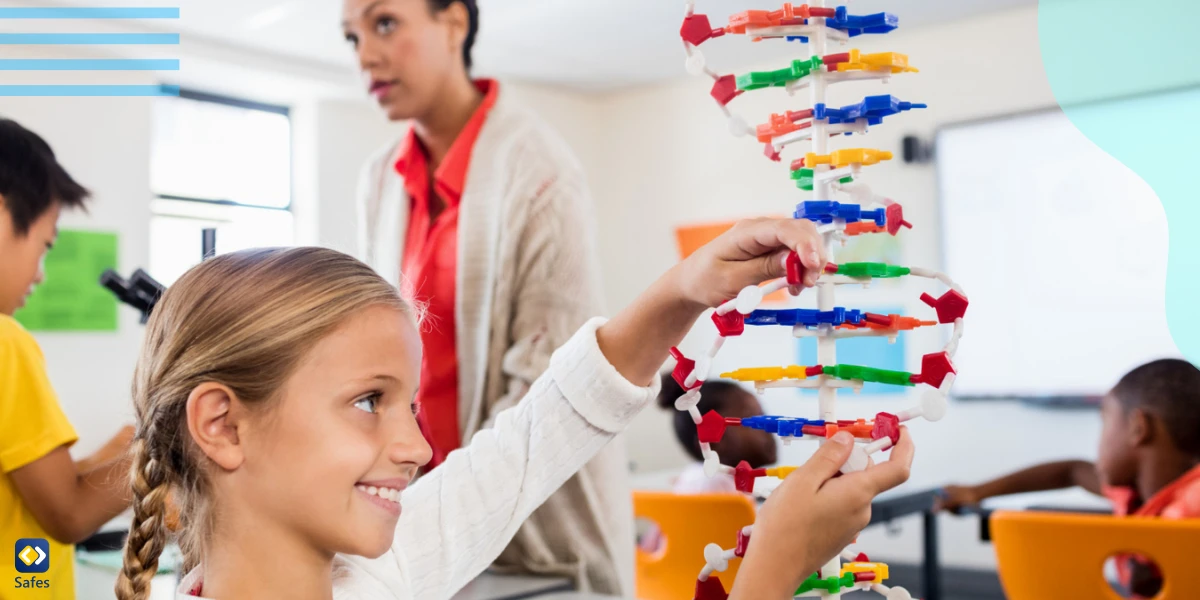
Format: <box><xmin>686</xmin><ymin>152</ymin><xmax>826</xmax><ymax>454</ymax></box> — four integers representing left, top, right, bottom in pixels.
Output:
<box><xmin>14</xmin><ymin>538</ymin><xmax>49</xmax><ymax>574</ymax></box>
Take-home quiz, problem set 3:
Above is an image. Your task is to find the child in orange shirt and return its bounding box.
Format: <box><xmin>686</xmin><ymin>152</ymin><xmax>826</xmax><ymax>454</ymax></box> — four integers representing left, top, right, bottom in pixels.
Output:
<box><xmin>939</xmin><ymin>358</ymin><xmax>1200</xmax><ymax>598</ymax></box>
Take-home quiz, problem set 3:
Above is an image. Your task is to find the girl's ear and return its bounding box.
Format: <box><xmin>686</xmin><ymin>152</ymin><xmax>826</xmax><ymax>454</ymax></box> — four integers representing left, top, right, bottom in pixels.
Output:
<box><xmin>186</xmin><ymin>382</ymin><xmax>246</xmax><ymax>471</ymax></box>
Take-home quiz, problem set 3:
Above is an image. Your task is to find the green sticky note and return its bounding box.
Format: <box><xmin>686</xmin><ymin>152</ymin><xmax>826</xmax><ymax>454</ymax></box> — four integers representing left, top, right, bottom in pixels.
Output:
<box><xmin>14</xmin><ymin>230</ymin><xmax>119</xmax><ymax>332</ymax></box>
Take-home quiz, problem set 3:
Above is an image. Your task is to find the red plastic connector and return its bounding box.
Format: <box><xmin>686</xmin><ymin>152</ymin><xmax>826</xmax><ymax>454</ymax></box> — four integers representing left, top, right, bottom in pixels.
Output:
<box><xmin>824</xmin><ymin>263</ymin><xmax>840</xmax><ymax>274</ymax></box>
<box><xmin>681</xmin><ymin>14</ymin><xmax>725</xmax><ymax>46</ymax></box>
<box><xmin>697</xmin><ymin>410</ymin><xmax>730</xmax><ymax>444</ymax></box>
<box><xmin>871</xmin><ymin>412</ymin><xmax>901</xmax><ymax>445</ymax></box>
<box><xmin>805</xmin><ymin>365</ymin><xmax>825</xmax><ymax>377</ymax></box>
<box><xmin>864</xmin><ymin>312</ymin><xmax>893</xmax><ymax>326</ymax></box>
<box><xmin>912</xmin><ymin>351</ymin><xmax>956</xmax><ymax>389</ymax></box>
<box><xmin>734</xmin><ymin>460</ymin><xmax>767</xmax><ymax>493</ymax></box>
<box><xmin>856</xmin><ymin>552</ymin><xmax>870</xmax><ymax>562</ymax></box>
<box><xmin>763</xmin><ymin>142</ymin><xmax>781</xmax><ymax>162</ymax></box>
<box><xmin>886</xmin><ymin>203</ymin><xmax>914</xmax><ymax>236</ymax></box>
<box><xmin>920</xmin><ymin>289</ymin><xmax>969</xmax><ymax>324</ymax></box>
<box><xmin>670</xmin><ymin>347</ymin><xmax>703</xmax><ymax>391</ymax></box>
<box><xmin>823</xmin><ymin>52</ymin><xmax>851</xmax><ymax>66</ymax></box>
<box><xmin>854</xmin><ymin>572</ymin><xmax>876</xmax><ymax>583</ymax></box>
<box><xmin>810</xmin><ymin>6</ymin><xmax>837</xmax><ymax>18</ymax></box>
<box><xmin>695</xmin><ymin>576</ymin><xmax>729</xmax><ymax>600</ymax></box>
<box><xmin>735</xmin><ymin>528</ymin><xmax>750</xmax><ymax>558</ymax></box>
<box><xmin>712</xmin><ymin>310</ymin><xmax>745</xmax><ymax>337</ymax></box>
<box><xmin>801</xmin><ymin>424</ymin><xmax>826</xmax><ymax>437</ymax></box>
<box><xmin>711</xmin><ymin>74</ymin><xmax>742</xmax><ymax>106</ymax></box>
<box><xmin>785</xmin><ymin>251</ymin><xmax>804</xmax><ymax>286</ymax></box>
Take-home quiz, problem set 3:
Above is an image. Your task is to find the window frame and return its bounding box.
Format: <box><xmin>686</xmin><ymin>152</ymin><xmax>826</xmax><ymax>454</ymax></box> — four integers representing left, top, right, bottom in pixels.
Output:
<box><xmin>152</xmin><ymin>88</ymin><xmax>294</xmax><ymax>213</ymax></box>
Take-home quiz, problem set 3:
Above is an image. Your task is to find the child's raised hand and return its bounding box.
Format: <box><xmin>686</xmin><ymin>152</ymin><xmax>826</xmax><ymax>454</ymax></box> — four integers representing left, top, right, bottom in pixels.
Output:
<box><xmin>730</xmin><ymin>429</ymin><xmax>915</xmax><ymax>599</ymax></box>
<box><xmin>677</xmin><ymin>217</ymin><xmax>827</xmax><ymax>309</ymax></box>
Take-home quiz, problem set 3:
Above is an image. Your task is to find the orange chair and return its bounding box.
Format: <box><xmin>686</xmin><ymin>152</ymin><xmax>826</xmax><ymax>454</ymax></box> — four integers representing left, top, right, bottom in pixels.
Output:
<box><xmin>992</xmin><ymin>511</ymin><xmax>1200</xmax><ymax>600</ymax></box>
<box><xmin>634</xmin><ymin>491</ymin><xmax>757</xmax><ymax>600</ymax></box>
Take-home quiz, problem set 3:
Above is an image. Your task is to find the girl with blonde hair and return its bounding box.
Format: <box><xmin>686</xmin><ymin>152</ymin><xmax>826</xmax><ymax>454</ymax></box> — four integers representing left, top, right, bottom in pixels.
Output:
<box><xmin>114</xmin><ymin>219</ymin><xmax>914</xmax><ymax>599</ymax></box>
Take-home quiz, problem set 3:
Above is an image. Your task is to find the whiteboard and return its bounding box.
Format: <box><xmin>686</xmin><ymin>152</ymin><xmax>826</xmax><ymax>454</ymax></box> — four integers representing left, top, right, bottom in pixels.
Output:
<box><xmin>936</xmin><ymin>107</ymin><xmax>1180</xmax><ymax>397</ymax></box>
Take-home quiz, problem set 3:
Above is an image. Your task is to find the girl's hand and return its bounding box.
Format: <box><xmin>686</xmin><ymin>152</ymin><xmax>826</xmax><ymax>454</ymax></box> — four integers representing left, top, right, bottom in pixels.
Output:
<box><xmin>731</xmin><ymin>429</ymin><xmax>915</xmax><ymax>599</ymax></box>
<box><xmin>677</xmin><ymin>217</ymin><xmax>827</xmax><ymax>309</ymax></box>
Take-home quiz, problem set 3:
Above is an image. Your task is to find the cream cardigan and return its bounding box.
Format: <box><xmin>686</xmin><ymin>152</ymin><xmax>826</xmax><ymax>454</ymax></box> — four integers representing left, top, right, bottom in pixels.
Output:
<box><xmin>175</xmin><ymin>319</ymin><xmax>657</xmax><ymax>599</ymax></box>
<box><xmin>354</xmin><ymin>89</ymin><xmax>634</xmax><ymax>594</ymax></box>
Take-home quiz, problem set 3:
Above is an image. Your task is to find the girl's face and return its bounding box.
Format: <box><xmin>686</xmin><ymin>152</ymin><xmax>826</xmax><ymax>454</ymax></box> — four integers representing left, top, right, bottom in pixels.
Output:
<box><xmin>342</xmin><ymin>0</ymin><xmax>467</xmax><ymax>122</ymax></box>
<box><xmin>232</xmin><ymin>305</ymin><xmax>431</xmax><ymax>558</ymax></box>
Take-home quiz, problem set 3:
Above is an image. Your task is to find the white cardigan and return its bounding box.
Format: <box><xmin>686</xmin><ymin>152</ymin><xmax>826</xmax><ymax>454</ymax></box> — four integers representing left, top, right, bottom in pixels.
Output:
<box><xmin>175</xmin><ymin>319</ymin><xmax>657</xmax><ymax>599</ymax></box>
<box><xmin>353</xmin><ymin>88</ymin><xmax>634</xmax><ymax>594</ymax></box>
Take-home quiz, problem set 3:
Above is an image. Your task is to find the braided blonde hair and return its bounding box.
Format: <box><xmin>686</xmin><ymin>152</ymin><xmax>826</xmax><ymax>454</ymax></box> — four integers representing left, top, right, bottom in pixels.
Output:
<box><xmin>115</xmin><ymin>247</ymin><xmax>410</xmax><ymax>600</ymax></box>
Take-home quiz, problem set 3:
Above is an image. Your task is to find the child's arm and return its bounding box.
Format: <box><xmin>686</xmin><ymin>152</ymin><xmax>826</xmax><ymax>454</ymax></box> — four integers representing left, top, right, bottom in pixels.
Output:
<box><xmin>344</xmin><ymin>218</ymin><xmax>829</xmax><ymax>598</ymax></box>
<box><xmin>75</xmin><ymin>425</ymin><xmax>134</xmax><ymax>473</ymax></box>
<box><xmin>938</xmin><ymin>460</ymin><xmax>1102</xmax><ymax>512</ymax></box>
<box><xmin>9</xmin><ymin>445</ymin><xmax>133</xmax><ymax>544</ymax></box>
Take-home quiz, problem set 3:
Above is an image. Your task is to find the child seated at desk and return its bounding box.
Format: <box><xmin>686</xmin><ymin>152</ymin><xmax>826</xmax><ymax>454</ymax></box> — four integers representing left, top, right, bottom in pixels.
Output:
<box><xmin>939</xmin><ymin>358</ymin><xmax>1200</xmax><ymax>598</ymax></box>
<box><xmin>658</xmin><ymin>374</ymin><xmax>777</xmax><ymax>493</ymax></box>
<box><xmin>639</xmin><ymin>376</ymin><xmax>776</xmax><ymax>552</ymax></box>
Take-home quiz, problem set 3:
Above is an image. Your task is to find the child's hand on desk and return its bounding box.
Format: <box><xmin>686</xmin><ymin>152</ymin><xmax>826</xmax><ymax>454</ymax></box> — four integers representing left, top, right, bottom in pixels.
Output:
<box><xmin>731</xmin><ymin>429</ymin><xmax>915</xmax><ymax>599</ymax></box>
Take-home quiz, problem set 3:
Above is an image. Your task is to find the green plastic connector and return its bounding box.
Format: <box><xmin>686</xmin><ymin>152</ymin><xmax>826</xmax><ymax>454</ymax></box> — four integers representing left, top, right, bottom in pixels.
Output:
<box><xmin>836</xmin><ymin>262</ymin><xmax>911</xmax><ymax>279</ymax></box>
<box><xmin>795</xmin><ymin>573</ymin><xmax>821</xmax><ymax>595</ymax></box>
<box><xmin>738</xmin><ymin>57</ymin><xmax>823</xmax><ymax>91</ymax></box>
<box><xmin>824</xmin><ymin>364</ymin><xmax>916</xmax><ymax>387</ymax></box>
<box><xmin>791</xmin><ymin>167</ymin><xmax>854</xmax><ymax>191</ymax></box>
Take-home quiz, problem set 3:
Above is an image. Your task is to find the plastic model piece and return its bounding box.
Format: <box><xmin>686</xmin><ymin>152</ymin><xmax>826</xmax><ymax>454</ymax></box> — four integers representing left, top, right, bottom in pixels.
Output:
<box><xmin>678</xmin><ymin>3</ymin><xmax>969</xmax><ymax>598</ymax></box>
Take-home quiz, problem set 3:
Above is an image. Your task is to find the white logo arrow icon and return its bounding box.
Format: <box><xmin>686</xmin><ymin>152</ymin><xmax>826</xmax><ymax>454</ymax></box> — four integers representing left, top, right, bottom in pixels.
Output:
<box><xmin>34</xmin><ymin>545</ymin><xmax>46</xmax><ymax>566</ymax></box>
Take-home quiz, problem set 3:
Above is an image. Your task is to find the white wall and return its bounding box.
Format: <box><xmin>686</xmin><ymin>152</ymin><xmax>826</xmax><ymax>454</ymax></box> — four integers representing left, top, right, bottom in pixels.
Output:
<box><xmin>594</xmin><ymin>6</ymin><xmax>1108</xmax><ymax>569</ymax></box>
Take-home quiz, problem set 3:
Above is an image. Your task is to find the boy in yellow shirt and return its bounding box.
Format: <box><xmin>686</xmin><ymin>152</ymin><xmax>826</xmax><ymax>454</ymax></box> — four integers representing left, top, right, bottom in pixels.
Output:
<box><xmin>1</xmin><ymin>119</ymin><xmax>135</xmax><ymax>598</ymax></box>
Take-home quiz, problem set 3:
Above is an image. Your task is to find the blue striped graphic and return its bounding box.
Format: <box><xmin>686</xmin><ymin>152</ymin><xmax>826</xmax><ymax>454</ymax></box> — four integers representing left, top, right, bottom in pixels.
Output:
<box><xmin>0</xmin><ymin>85</ymin><xmax>181</xmax><ymax>97</ymax></box>
<box><xmin>0</xmin><ymin>33</ymin><xmax>180</xmax><ymax>45</ymax></box>
<box><xmin>0</xmin><ymin>8</ymin><xmax>179</xmax><ymax>19</ymax></box>
<box><xmin>0</xmin><ymin>59</ymin><xmax>179</xmax><ymax>71</ymax></box>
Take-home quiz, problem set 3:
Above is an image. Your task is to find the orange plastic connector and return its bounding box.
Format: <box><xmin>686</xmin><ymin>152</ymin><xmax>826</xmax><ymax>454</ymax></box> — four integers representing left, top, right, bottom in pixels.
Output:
<box><xmin>756</xmin><ymin>109</ymin><xmax>813</xmax><ymax>142</ymax></box>
<box><xmin>823</xmin><ymin>419</ymin><xmax>874</xmax><ymax>439</ymax></box>
<box><xmin>839</xmin><ymin>314</ymin><xmax>937</xmax><ymax>332</ymax></box>
<box><xmin>844</xmin><ymin>222</ymin><xmax>887</xmax><ymax>236</ymax></box>
<box><xmin>725</xmin><ymin>3</ymin><xmax>810</xmax><ymax>34</ymax></box>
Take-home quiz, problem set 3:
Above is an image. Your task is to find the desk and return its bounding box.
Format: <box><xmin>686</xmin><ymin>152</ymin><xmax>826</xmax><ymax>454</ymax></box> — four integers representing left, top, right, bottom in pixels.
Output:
<box><xmin>450</xmin><ymin>572</ymin><xmax>574</xmax><ymax>600</ymax></box>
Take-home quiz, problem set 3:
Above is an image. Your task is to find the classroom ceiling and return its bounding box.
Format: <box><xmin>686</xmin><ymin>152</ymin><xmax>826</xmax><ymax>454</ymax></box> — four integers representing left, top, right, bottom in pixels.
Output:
<box><xmin>18</xmin><ymin>0</ymin><xmax>1036</xmax><ymax>91</ymax></box>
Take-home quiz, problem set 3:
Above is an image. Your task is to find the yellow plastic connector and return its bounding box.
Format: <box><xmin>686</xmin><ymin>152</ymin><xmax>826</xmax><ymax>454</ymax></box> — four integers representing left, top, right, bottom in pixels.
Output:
<box><xmin>841</xmin><ymin>561</ymin><xmax>890</xmax><ymax>584</ymax></box>
<box><xmin>805</xmin><ymin>148</ymin><xmax>894</xmax><ymax>169</ymax></box>
<box><xmin>836</xmin><ymin>49</ymin><xmax>918</xmax><ymax>73</ymax></box>
<box><xmin>721</xmin><ymin>365</ymin><xmax>812</xmax><ymax>382</ymax></box>
<box><xmin>764</xmin><ymin>466</ymin><xmax>799</xmax><ymax>479</ymax></box>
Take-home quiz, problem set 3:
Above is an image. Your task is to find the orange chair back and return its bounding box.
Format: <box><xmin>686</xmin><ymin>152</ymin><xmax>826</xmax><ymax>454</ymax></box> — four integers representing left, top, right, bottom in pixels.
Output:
<box><xmin>634</xmin><ymin>491</ymin><xmax>756</xmax><ymax>600</ymax></box>
<box><xmin>992</xmin><ymin>510</ymin><xmax>1200</xmax><ymax>600</ymax></box>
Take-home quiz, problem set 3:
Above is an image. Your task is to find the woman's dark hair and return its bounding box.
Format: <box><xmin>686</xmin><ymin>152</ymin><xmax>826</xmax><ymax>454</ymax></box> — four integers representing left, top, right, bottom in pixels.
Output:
<box><xmin>659</xmin><ymin>373</ymin><xmax>751</xmax><ymax>462</ymax></box>
<box><xmin>428</xmin><ymin>0</ymin><xmax>479</xmax><ymax>70</ymax></box>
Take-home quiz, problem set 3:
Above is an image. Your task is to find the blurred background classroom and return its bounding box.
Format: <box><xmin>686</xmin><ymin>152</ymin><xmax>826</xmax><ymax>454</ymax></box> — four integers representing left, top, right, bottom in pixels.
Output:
<box><xmin>0</xmin><ymin>0</ymin><xmax>1188</xmax><ymax>599</ymax></box>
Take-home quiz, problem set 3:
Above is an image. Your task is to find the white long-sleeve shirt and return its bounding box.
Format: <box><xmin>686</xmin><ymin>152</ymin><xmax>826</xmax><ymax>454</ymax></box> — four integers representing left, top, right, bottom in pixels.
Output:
<box><xmin>176</xmin><ymin>318</ymin><xmax>656</xmax><ymax>599</ymax></box>
<box><xmin>357</xmin><ymin>82</ymin><xmax>632</xmax><ymax>594</ymax></box>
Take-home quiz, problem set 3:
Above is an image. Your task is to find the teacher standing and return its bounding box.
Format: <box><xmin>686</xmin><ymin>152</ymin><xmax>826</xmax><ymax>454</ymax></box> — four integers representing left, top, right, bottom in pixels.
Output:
<box><xmin>344</xmin><ymin>0</ymin><xmax>633</xmax><ymax>594</ymax></box>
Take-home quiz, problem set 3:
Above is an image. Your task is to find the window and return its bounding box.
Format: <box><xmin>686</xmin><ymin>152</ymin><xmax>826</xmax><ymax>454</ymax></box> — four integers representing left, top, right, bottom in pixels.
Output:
<box><xmin>150</xmin><ymin>90</ymin><xmax>294</xmax><ymax>285</ymax></box>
